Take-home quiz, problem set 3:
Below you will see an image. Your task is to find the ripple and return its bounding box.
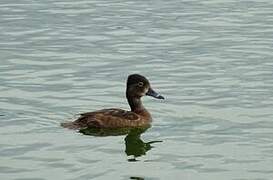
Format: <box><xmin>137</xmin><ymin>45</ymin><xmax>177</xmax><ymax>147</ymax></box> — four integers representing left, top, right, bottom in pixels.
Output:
<box><xmin>0</xmin><ymin>143</ymin><xmax>51</xmax><ymax>157</ymax></box>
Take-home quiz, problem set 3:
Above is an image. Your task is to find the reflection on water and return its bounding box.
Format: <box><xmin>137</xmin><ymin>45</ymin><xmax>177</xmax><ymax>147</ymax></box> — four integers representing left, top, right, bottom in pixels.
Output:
<box><xmin>130</xmin><ymin>177</ymin><xmax>144</xmax><ymax>180</ymax></box>
<box><xmin>125</xmin><ymin>128</ymin><xmax>162</xmax><ymax>162</ymax></box>
<box><xmin>79</xmin><ymin>126</ymin><xmax>162</xmax><ymax>162</ymax></box>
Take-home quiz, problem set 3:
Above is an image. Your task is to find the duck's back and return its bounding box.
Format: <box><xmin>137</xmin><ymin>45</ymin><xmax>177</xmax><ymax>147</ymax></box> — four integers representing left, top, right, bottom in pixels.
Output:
<box><xmin>61</xmin><ymin>108</ymin><xmax>151</xmax><ymax>129</ymax></box>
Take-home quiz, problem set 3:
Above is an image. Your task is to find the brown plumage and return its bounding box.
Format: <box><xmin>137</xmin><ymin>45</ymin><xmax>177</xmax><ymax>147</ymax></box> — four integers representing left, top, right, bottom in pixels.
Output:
<box><xmin>61</xmin><ymin>74</ymin><xmax>164</xmax><ymax>129</ymax></box>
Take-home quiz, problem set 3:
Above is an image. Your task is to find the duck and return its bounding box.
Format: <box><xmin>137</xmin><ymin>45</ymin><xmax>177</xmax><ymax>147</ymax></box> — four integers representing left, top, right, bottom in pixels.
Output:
<box><xmin>61</xmin><ymin>74</ymin><xmax>164</xmax><ymax>129</ymax></box>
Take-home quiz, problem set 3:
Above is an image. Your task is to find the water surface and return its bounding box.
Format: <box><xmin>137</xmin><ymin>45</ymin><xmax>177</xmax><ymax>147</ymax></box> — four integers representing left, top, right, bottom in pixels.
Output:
<box><xmin>1</xmin><ymin>0</ymin><xmax>273</xmax><ymax>179</ymax></box>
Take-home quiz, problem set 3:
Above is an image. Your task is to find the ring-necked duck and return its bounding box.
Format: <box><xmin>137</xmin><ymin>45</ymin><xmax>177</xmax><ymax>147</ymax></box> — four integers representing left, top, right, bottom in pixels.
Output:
<box><xmin>61</xmin><ymin>74</ymin><xmax>164</xmax><ymax>129</ymax></box>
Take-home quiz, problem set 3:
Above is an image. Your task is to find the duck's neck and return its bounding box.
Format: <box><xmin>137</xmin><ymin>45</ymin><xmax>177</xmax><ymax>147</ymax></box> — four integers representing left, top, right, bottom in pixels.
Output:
<box><xmin>127</xmin><ymin>95</ymin><xmax>144</xmax><ymax>113</ymax></box>
<box><xmin>126</xmin><ymin>95</ymin><xmax>151</xmax><ymax>119</ymax></box>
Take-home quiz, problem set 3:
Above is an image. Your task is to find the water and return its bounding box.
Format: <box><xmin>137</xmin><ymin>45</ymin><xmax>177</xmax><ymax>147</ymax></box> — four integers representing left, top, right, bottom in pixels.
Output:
<box><xmin>1</xmin><ymin>0</ymin><xmax>273</xmax><ymax>179</ymax></box>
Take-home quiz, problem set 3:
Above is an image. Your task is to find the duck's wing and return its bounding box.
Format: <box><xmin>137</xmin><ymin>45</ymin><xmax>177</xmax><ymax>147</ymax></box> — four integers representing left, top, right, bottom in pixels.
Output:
<box><xmin>73</xmin><ymin>108</ymin><xmax>141</xmax><ymax>129</ymax></box>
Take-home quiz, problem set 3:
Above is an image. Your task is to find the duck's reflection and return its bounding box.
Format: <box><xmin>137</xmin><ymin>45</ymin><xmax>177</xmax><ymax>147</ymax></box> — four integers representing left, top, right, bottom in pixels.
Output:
<box><xmin>130</xmin><ymin>177</ymin><xmax>144</xmax><ymax>180</ymax></box>
<box><xmin>79</xmin><ymin>126</ymin><xmax>162</xmax><ymax>161</ymax></box>
<box><xmin>124</xmin><ymin>127</ymin><xmax>162</xmax><ymax>161</ymax></box>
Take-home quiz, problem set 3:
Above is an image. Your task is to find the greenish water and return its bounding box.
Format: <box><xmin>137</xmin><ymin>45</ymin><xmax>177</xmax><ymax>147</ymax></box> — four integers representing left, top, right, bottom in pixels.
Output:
<box><xmin>1</xmin><ymin>0</ymin><xmax>273</xmax><ymax>180</ymax></box>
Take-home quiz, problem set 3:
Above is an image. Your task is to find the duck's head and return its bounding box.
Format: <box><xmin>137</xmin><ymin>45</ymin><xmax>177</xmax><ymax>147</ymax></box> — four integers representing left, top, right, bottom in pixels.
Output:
<box><xmin>126</xmin><ymin>74</ymin><xmax>164</xmax><ymax>100</ymax></box>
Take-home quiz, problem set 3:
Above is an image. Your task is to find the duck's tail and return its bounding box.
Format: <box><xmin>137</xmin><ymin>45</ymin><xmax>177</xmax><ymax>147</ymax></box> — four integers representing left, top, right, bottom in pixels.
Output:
<box><xmin>61</xmin><ymin>121</ymin><xmax>81</xmax><ymax>129</ymax></box>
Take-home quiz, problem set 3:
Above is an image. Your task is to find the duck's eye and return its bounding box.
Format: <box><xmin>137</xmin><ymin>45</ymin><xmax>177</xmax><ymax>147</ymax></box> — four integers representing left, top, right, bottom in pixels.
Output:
<box><xmin>138</xmin><ymin>82</ymin><xmax>144</xmax><ymax>87</ymax></box>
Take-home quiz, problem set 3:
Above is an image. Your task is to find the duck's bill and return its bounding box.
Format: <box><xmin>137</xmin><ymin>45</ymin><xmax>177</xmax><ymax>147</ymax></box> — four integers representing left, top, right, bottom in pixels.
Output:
<box><xmin>146</xmin><ymin>88</ymin><xmax>164</xmax><ymax>99</ymax></box>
